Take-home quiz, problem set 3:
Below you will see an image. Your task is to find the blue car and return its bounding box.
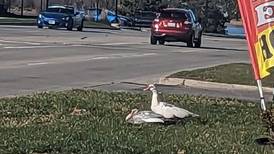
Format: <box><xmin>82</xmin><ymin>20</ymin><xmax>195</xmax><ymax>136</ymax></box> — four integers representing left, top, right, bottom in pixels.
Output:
<box><xmin>87</xmin><ymin>8</ymin><xmax>133</xmax><ymax>26</ymax></box>
<box><xmin>37</xmin><ymin>6</ymin><xmax>84</xmax><ymax>31</ymax></box>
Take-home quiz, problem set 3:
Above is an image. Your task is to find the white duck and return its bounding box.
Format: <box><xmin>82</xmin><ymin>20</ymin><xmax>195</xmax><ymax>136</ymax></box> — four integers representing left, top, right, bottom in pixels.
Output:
<box><xmin>125</xmin><ymin>109</ymin><xmax>166</xmax><ymax>124</ymax></box>
<box><xmin>143</xmin><ymin>84</ymin><xmax>199</xmax><ymax>119</ymax></box>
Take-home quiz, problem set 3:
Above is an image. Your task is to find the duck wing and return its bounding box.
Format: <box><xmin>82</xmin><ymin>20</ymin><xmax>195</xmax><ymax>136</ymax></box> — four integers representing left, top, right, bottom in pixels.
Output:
<box><xmin>159</xmin><ymin>102</ymin><xmax>199</xmax><ymax>118</ymax></box>
<box><xmin>129</xmin><ymin>111</ymin><xmax>165</xmax><ymax>124</ymax></box>
<box><xmin>138</xmin><ymin>111</ymin><xmax>164</xmax><ymax>118</ymax></box>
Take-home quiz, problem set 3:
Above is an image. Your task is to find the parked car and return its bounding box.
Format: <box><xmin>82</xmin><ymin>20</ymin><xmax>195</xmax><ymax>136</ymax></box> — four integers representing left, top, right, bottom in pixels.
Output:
<box><xmin>37</xmin><ymin>5</ymin><xmax>84</xmax><ymax>31</ymax></box>
<box><xmin>151</xmin><ymin>8</ymin><xmax>203</xmax><ymax>47</ymax></box>
<box><xmin>86</xmin><ymin>8</ymin><xmax>133</xmax><ymax>26</ymax></box>
<box><xmin>133</xmin><ymin>11</ymin><xmax>157</xmax><ymax>27</ymax></box>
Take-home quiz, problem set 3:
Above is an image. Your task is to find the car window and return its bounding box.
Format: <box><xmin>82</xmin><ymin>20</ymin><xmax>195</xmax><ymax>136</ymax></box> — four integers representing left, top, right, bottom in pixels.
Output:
<box><xmin>188</xmin><ymin>10</ymin><xmax>197</xmax><ymax>22</ymax></box>
<box><xmin>46</xmin><ymin>8</ymin><xmax>74</xmax><ymax>14</ymax></box>
<box><xmin>134</xmin><ymin>12</ymin><xmax>156</xmax><ymax>19</ymax></box>
<box><xmin>46</xmin><ymin>8</ymin><xmax>59</xmax><ymax>13</ymax></box>
<box><xmin>60</xmin><ymin>8</ymin><xmax>74</xmax><ymax>14</ymax></box>
<box><xmin>160</xmin><ymin>11</ymin><xmax>188</xmax><ymax>20</ymax></box>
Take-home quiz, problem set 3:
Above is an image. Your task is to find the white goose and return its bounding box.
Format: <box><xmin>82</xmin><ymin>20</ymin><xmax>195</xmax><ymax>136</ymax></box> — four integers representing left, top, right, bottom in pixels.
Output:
<box><xmin>144</xmin><ymin>84</ymin><xmax>199</xmax><ymax>119</ymax></box>
<box><xmin>125</xmin><ymin>109</ymin><xmax>165</xmax><ymax>124</ymax></box>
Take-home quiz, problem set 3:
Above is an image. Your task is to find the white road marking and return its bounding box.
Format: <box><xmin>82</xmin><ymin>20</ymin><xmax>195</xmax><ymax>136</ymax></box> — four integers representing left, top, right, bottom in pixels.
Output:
<box><xmin>3</xmin><ymin>44</ymin><xmax>91</xmax><ymax>49</ymax></box>
<box><xmin>0</xmin><ymin>52</ymin><xmax>158</xmax><ymax>69</ymax></box>
<box><xmin>0</xmin><ymin>40</ymin><xmax>41</xmax><ymax>45</ymax></box>
<box><xmin>4</xmin><ymin>46</ymin><xmax>59</xmax><ymax>49</ymax></box>
<box><xmin>89</xmin><ymin>53</ymin><xmax>156</xmax><ymax>60</ymax></box>
<box><xmin>27</xmin><ymin>62</ymin><xmax>49</xmax><ymax>66</ymax></box>
<box><xmin>96</xmin><ymin>42</ymin><xmax>144</xmax><ymax>46</ymax></box>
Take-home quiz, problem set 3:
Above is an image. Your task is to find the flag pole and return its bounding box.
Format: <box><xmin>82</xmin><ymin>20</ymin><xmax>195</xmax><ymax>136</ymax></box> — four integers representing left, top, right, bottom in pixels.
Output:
<box><xmin>257</xmin><ymin>80</ymin><xmax>266</xmax><ymax>111</ymax></box>
<box><xmin>237</xmin><ymin>0</ymin><xmax>267</xmax><ymax>111</ymax></box>
<box><xmin>272</xmin><ymin>84</ymin><xmax>274</xmax><ymax>102</ymax></box>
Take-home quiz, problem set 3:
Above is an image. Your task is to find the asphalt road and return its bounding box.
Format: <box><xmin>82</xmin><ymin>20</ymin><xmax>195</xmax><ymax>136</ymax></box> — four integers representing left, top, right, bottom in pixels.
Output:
<box><xmin>0</xmin><ymin>25</ymin><xmax>265</xmax><ymax>102</ymax></box>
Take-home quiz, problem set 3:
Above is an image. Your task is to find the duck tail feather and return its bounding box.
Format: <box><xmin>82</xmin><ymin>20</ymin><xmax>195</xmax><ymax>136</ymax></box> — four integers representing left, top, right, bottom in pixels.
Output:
<box><xmin>191</xmin><ymin>113</ymin><xmax>199</xmax><ymax>117</ymax></box>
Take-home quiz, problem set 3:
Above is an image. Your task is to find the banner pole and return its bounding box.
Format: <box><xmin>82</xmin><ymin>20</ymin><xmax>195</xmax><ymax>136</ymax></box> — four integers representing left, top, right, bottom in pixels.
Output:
<box><xmin>272</xmin><ymin>84</ymin><xmax>274</xmax><ymax>101</ymax></box>
<box><xmin>257</xmin><ymin>80</ymin><xmax>266</xmax><ymax>111</ymax></box>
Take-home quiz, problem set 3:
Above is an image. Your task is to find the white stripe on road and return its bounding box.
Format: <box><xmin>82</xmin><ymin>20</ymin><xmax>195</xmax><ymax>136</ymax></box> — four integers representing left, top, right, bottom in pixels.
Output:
<box><xmin>27</xmin><ymin>62</ymin><xmax>49</xmax><ymax>66</ymax></box>
<box><xmin>0</xmin><ymin>40</ymin><xmax>41</xmax><ymax>45</ymax></box>
<box><xmin>3</xmin><ymin>44</ymin><xmax>88</xmax><ymax>49</ymax></box>
<box><xmin>89</xmin><ymin>53</ymin><xmax>156</xmax><ymax>60</ymax></box>
<box><xmin>0</xmin><ymin>53</ymin><xmax>158</xmax><ymax>69</ymax></box>
<box><xmin>4</xmin><ymin>45</ymin><xmax>64</xmax><ymax>49</ymax></box>
<box><xmin>96</xmin><ymin>42</ymin><xmax>144</xmax><ymax>46</ymax></box>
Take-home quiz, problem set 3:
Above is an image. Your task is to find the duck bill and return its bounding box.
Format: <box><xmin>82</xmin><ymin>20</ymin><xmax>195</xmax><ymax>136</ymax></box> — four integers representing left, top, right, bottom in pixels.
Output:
<box><xmin>125</xmin><ymin>113</ymin><xmax>132</xmax><ymax>121</ymax></box>
<box><xmin>143</xmin><ymin>85</ymin><xmax>150</xmax><ymax>91</ymax></box>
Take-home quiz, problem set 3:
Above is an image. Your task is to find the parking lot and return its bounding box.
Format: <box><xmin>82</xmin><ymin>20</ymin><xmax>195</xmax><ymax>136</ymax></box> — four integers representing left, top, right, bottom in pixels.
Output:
<box><xmin>0</xmin><ymin>25</ymin><xmax>249</xmax><ymax>97</ymax></box>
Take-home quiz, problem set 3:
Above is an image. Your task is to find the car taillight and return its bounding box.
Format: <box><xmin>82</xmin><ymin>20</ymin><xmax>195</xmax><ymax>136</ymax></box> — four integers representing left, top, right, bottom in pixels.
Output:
<box><xmin>163</xmin><ymin>21</ymin><xmax>168</xmax><ymax>27</ymax></box>
<box><xmin>176</xmin><ymin>23</ymin><xmax>180</xmax><ymax>28</ymax></box>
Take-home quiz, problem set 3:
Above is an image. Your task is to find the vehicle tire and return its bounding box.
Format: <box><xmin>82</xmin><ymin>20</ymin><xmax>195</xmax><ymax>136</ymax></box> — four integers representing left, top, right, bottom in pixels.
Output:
<box><xmin>187</xmin><ymin>34</ymin><xmax>194</xmax><ymax>47</ymax></box>
<box><xmin>67</xmin><ymin>18</ymin><xmax>73</xmax><ymax>31</ymax></box>
<box><xmin>194</xmin><ymin>35</ymin><xmax>202</xmax><ymax>48</ymax></box>
<box><xmin>77</xmin><ymin>20</ymin><xmax>84</xmax><ymax>31</ymax></box>
<box><xmin>150</xmin><ymin>36</ymin><xmax>157</xmax><ymax>45</ymax></box>
<box><xmin>38</xmin><ymin>25</ymin><xmax>43</xmax><ymax>29</ymax></box>
<box><xmin>159</xmin><ymin>39</ymin><xmax>165</xmax><ymax>45</ymax></box>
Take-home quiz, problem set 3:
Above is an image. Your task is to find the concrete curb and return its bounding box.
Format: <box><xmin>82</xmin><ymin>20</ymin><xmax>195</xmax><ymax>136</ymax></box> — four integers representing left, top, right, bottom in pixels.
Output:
<box><xmin>203</xmin><ymin>33</ymin><xmax>245</xmax><ymax>39</ymax></box>
<box><xmin>0</xmin><ymin>22</ymin><xmax>142</xmax><ymax>31</ymax></box>
<box><xmin>159</xmin><ymin>77</ymin><xmax>273</xmax><ymax>93</ymax></box>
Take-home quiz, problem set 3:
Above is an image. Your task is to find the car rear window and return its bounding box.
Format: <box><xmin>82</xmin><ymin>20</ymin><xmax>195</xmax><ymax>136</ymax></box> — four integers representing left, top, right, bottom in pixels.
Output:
<box><xmin>46</xmin><ymin>8</ymin><xmax>74</xmax><ymax>14</ymax></box>
<box><xmin>135</xmin><ymin>12</ymin><xmax>156</xmax><ymax>19</ymax></box>
<box><xmin>159</xmin><ymin>11</ymin><xmax>188</xmax><ymax>20</ymax></box>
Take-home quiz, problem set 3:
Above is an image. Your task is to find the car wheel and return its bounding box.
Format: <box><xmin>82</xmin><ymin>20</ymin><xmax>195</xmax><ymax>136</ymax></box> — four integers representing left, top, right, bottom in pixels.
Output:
<box><xmin>194</xmin><ymin>35</ymin><xmax>202</xmax><ymax>48</ymax></box>
<box><xmin>77</xmin><ymin>20</ymin><xmax>84</xmax><ymax>31</ymax></box>
<box><xmin>159</xmin><ymin>39</ymin><xmax>165</xmax><ymax>45</ymax></box>
<box><xmin>150</xmin><ymin>36</ymin><xmax>157</xmax><ymax>45</ymax></box>
<box><xmin>187</xmin><ymin>34</ymin><xmax>194</xmax><ymax>47</ymax></box>
<box><xmin>38</xmin><ymin>25</ymin><xmax>43</xmax><ymax>29</ymax></box>
<box><xmin>67</xmin><ymin>18</ymin><xmax>73</xmax><ymax>31</ymax></box>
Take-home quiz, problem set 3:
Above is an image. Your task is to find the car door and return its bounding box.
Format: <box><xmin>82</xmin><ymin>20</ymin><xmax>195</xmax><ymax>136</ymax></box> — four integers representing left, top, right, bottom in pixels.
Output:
<box><xmin>74</xmin><ymin>12</ymin><xmax>82</xmax><ymax>26</ymax></box>
<box><xmin>188</xmin><ymin>10</ymin><xmax>201</xmax><ymax>39</ymax></box>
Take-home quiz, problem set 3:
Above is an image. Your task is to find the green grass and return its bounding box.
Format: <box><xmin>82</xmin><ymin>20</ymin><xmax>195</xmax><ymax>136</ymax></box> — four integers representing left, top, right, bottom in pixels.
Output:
<box><xmin>0</xmin><ymin>89</ymin><xmax>271</xmax><ymax>153</ymax></box>
<box><xmin>169</xmin><ymin>63</ymin><xmax>274</xmax><ymax>87</ymax></box>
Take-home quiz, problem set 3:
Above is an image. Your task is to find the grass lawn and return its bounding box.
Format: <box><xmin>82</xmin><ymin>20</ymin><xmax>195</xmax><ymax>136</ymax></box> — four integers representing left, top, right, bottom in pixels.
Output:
<box><xmin>0</xmin><ymin>89</ymin><xmax>271</xmax><ymax>153</ymax></box>
<box><xmin>169</xmin><ymin>63</ymin><xmax>274</xmax><ymax>87</ymax></box>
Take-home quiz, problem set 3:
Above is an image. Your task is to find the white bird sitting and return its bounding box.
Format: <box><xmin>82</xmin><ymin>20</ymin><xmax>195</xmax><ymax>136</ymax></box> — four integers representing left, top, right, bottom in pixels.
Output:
<box><xmin>143</xmin><ymin>84</ymin><xmax>199</xmax><ymax>119</ymax></box>
<box><xmin>125</xmin><ymin>109</ymin><xmax>167</xmax><ymax>124</ymax></box>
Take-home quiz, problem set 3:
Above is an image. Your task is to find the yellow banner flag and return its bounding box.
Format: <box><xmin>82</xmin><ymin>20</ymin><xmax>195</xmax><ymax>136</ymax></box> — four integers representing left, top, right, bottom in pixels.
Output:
<box><xmin>255</xmin><ymin>26</ymin><xmax>274</xmax><ymax>78</ymax></box>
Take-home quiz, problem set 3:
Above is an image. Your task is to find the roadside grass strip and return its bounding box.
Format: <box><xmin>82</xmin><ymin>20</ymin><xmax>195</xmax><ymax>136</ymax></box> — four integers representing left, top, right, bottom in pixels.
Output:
<box><xmin>169</xmin><ymin>63</ymin><xmax>274</xmax><ymax>88</ymax></box>
<box><xmin>0</xmin><ymin>89</ymin><xmax>271</xmax><ymax>153</ymax></box>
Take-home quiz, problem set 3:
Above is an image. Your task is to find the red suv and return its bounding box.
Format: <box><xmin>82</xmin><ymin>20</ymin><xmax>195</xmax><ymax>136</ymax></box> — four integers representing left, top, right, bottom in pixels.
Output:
<box><xmin>151</xmin><ymin>8</ymin><xmax>203</xmax><ymax>47</ymax></box>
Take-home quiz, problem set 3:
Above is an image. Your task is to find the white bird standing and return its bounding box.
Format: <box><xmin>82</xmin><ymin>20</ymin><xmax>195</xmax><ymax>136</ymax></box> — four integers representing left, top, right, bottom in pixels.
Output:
<box><xmin>125</xmin><ymin>109</ymin><xmax>166</xmax><ymax>124</ymax></box>
<box><xmin>143</xmin><ymin>84</ymin><xmax>199</xmax><ymax>119</ymax></box>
